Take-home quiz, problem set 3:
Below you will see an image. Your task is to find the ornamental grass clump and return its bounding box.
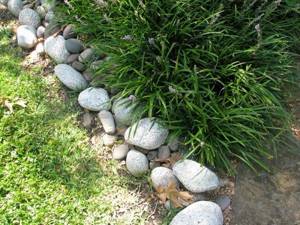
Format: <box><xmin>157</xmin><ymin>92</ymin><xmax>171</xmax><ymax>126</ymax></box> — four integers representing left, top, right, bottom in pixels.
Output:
<box><xmin>59</xmin><ymin>0</ymin><xmax>300</xmax><ymax>173</ymax></box>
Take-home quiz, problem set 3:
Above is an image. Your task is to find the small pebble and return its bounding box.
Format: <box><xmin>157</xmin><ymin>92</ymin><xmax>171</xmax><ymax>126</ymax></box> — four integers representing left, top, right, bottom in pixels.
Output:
<box><xmin>79</xmin><ymin>48</ymin><xmax>96</xmax><ymax>63</ymax></box>
<box><xmin>82</xmin><ymin>112</ymin><xmax>93</xmax><ymax>128</ymax></box>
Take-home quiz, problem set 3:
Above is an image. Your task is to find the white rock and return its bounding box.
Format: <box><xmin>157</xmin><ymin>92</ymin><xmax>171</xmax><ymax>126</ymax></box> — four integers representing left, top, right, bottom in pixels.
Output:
<box><xmin>16</xmin><ymin>25</ymin><xmax>37</xmax><ymax>49</ymax></box>
<box><xmin>112</xmin><ymin>144</ymin><xmax>129</xmax><ymax>160</ymax></box>
<box><xmin>54</xmin><ymin>64</ymin><xmax>88</xmax><ymax>91</ymax></box>
<box><xmin>102</xmin><ymin>134</ymin><xmax>117</xmax><ymax>146</ymax></box>
<box><xmin>36</xmin><ymin>26</ymin><xmax>45</xmax><ymax>38</ymax></box>
<box><xmin>170</xmin><ymin>201</ymin><xmax>223</xmax><ymax>225</ymax></box>
<box><xmin>78</xmin><ymin>87</ymin><xmax>110</xmax><ymax>111</ymax></box>
<box><xmin>19</xmin><ymin>8</ymin><xmax>41</xmax><ymax>28</ymax></box>
<box><xmin>98</xmin><ymin>110</ymin><xmax>115</xmax><ymax>134</ymax></box>
<box><xmin>126</xmin><ymin>150</ymin><xmax>149</xmax><ymax>177</ymax></box>
<box><xmin>151</xmin><ymin>167</ymin><xmax>178</xmax><ymax>190</ymax></box>
<box><xmin>44</xmin><ymin>35</ymin><xmax>70</xmax><ymax>63</ymax></box>
<box><xmin>8</xmin><ymin>0</ymin><xmax>23</xmax><ymax>17</ymax></box>
<box><xmin>172</xmin><ymin>160</ymin><xmax>219</xmax><ymax>193</ymax></box>
<box><xmin>124</xmin><ymin>118</ymin><xmax>168</xmax><ymax>150</ymax></box>
<box><xmin>112</xmin><ymin>98</ymin><xmax>137</xmax><ymax>126</ymax></box>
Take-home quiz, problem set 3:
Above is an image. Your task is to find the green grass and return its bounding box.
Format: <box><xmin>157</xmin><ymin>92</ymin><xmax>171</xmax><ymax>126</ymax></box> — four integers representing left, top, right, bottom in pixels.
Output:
<box><xmin>0</xmin><ymin>28</ymin><xmax>155</xmax><ymax>225</ymax></box>
<box><xmin>59</xmin><ymin>0</ymin><xmax>300</xmax><ymax>174</ymax></box>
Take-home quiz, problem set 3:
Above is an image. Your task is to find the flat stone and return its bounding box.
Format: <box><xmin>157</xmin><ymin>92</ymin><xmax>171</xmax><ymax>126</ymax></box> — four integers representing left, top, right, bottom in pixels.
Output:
<box><xmin>78</xmin><ymin>87</ymin><xmax>110</xmax><ymax>111</ymax></box>
<box><xmin>124</xmin><ymin>118</ymin><xmax>169</xmax><ymax>150</ymax></box>
<box><xmin>54</xmin><ymin>64</ymin><xmax>88</xmax><ymax>91</ymax></box>
<box><xmin>151</xmin><ymin>167</ymin><xmax>178</xmax><ymax>190</ymax></box>
<box><xmin>158</xmin><ymin>145</ymin><xmax>170</xmax><ymax>160</ymax></box>
<box><xmin>103</xmin><ymin>134</ymin><xmax>117</xmax><ymax>146</ymax></box>
<box><xmin>19</xmin><ymin>8</ymin><xmax>41</xmax><ymax>28</ymax></box>
<box><xmin>112</xmin><ymin>144</ymin><xmax>129</xmax><ymax>160</ymax></box>
<box><xmin>65</xmin><ymin>38</ymin><xmax>84</xmax><ymax>54</ymax></box>
<box><xmin>170</xmin><ymin>201</ymin><xmax>223</xmax><ymax>225</ymax></box>
<box><xmin>44</xmin><ymin>35</ymin><xmax>70</xmax><ymax>63</ymax></box>
<box><xmin>8</xmin><ymin>0</ymin><xmax>23</xmax><ymax>17</ymax></box>
<box><xmin>172</xmin><ymin>159</ymin><xmax>220</xmax><ymax>193</ymax></box>
<box><xmin>17</xmin><ymin>25</ymin><xmax>37</xmax><ymax>49</ymax></box>
<box><xmin>71</xmin><ymin>61</ymin><xmax>85</xmax><ymax>72</ymax></box>
<box><xmin>126</xmin><ymin>149</ymin><xmax>149</xmax><ymax>177</ymax></box>
<box><xmin>63</xmin><ymin>24</ymin><xmax>76</xmax><ymax>39</ymax></box>
<box><xmin>98</xmin><ymin>110</ymin><xmax>115</xmax><ymax>134</ymax></box>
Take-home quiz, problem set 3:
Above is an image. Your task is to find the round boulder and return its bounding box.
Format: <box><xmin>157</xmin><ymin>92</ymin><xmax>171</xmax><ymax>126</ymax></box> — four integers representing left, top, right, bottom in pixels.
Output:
<box><xmin>19</xmin><ymin>8</ymin><xmax>41</xmax><ymax>28</ymax></box>
<box><xmin>151</xmin><ymin>167</ymin><xmax>178</xmax><ymax>190</ymax></box>
<box><xmin>170</xmin><ymin>201</ymin><xmax>223</xmax><ymax>225</ymax></box>
<box><xmin>124</xmin><ymin>118</ymin><xmax>169</xmax><ymax>150</ymax></box>
<box><xmin>54</xmin><ymin>64</ymin><xmax>88</xmax><ymax>91</ymax></box>
<box><xmin>126</xmin><ymin>150</ymin><xmax>149</xmax><ymax>177</ymax></box>
<box><xmin>8</xmin><ymin>0</ymin><xmax>23</xmax><ymax>17</ymax></box>
<box><xmin>172</xmin><ymin>159</ymin><xmax>219</xmax><ymax>193</ymax></box>
<box><xmin>78</xmin><ymin>87</ymin><xmax>110</xmax><ymax>111</ymax></box>
<box><xmin>44</xmin><ymin>35</ymin><xmax>70</xmax><ymax>63</ymax></box>
<box><xmin>16</xmin><ymin>25</ymin><xmax>37</xmax><ymax>49</ymax></box>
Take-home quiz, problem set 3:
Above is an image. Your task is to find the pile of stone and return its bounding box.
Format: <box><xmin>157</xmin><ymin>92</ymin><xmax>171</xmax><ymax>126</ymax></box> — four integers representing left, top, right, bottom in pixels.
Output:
<box><xmin>1</xmin><ymin>1</ymin><xmax>229</xmax><ymax>224</ymax></box>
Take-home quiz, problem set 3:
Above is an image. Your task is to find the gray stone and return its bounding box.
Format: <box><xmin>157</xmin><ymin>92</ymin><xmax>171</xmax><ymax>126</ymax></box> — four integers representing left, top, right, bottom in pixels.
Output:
<box><xmin>215</xmin><ymin>195</ymin><xmax>231</xmax><ymax>211</ymax></box>
<box><xmin>102</xmin><ymin>134</ymin><xmax>117</xmax><ymax>146</ymax></box>
<box><xmin>36</xmin><ymin>5</ymin><xmax>46</xmax><ymax>18</ymax></box>
<box><xmin>66</xmin><ymin>54</ymin><xmax>79</xmax><ymax>64</ymax></box>
<box><xmin>36</xmin><ymin>26</ymin><xmax>45</xmax><ymax>38</ymax></box>
<box><xmin>65</xmin><ymin>38</ymin><xmax>84</xmax><ymax>54</ymax></box>
<box><xmin>71</xmin><ymin>61</ymin><xmax>85</xmax><ymax>72</ymax></box>
<box><xmin>44</xmin><ymin>20</ymin><xmax>60</xmax><ymax>38</ymax></box>
<box><xmin>44</xmin><ymin>10</ymin><xmax>54</xmax><ymax>22</ymax></box>
<box><xmin>63</xmin><ymin>24</ymin><xmax>76</xmax><ymax>39</ymax></box>
<box><xmin>173</xmin><ymin>160</ymin><xmax>220</xmax><ymax>193</ymax></box>
<box><xmin>126</xmin><ymin>150</ymin><xmax>149</xmax><ymax>177</ymax></box>
<box><xmin>0</xmin><ymin>0</ymin><xmax>8</xmax><ymax>6</ymax></box>
<box><xmin>170</xmin><ymin>201</ymin><xmax>223</xmax><ymax>225</ymax></box>
<box><xmin>112</xmin><ymin>144</ymin><xmax>129</xmax><ymax>160</ymax></box>
<box><xmin>17</xmin><ymin>25</ymin><xmax>37</xmax><ymax>49</ymax></box>
<box><xmin>54</xmin><ymin>64</ymin><xmax>88</xmax><ymax>91</ymax></box>
<box><xmin>151</xmin><ymin>167</ymin><xmax>178</xmax><ymax>190</ymax></box>
<box><xmin>19</xmin><ymin>8</ymin><xmax>41</xmax><ymax>28</ymax></box>
<box><xmin>44</xmin><ymin>35</ymin><xmax>70</xmax><ymax>63</ymax></box>
<box><xmin>79</xmin><ymin>48</ymin><xmax>96</xmax><ymax>63</ymax></box>
<box><xmin>8</xmin><ymin>0</ymin><xmax>23</xmax><ymax>17</ymax></box>
<box><xmin>158</xmin><ymin>145</ymin><xmax>170</xmax><ymax>160</ymax></box>
<box><xmin>98</xmin><ymin>110</ymin><xmax>115</xmax><ymax>134</ymax></box>
<box><xmin>112</xmin><ymin>98</ymin><xmax>137</xmax><ymax>126</ymax></box>
<box><xmin>147</xmin><ymin>151</ymin><xmax>157</xmax><ymax>161</ymax></box>
<box><xmin>124</xmin><ymin>118</ymin><xmax>169</xmax><ymax>150</ymax></box>
<box><xmin>78</xmin><ymin>87</ymin><xmax>110</xmax><ymax>111</ymax></box>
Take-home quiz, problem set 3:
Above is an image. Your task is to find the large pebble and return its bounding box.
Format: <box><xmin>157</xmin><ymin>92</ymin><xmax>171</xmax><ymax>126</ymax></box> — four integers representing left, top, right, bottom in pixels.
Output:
<box><xmin>54</xmin><ymin>64</ymin><xmax>88</xmax><ymax>91</ymax></box>
<box><xmin>173</xmin><ymin>160</ymin><xmax>219</xmax><ymax>193</ymax></box>
<box><xmin>19</xmin><ymin>8</ymin><xmax>41</xmax><ymax>28</ymax></box>
<box><xmin>78</xmin><ymin>87</ymin><xmax>110</xmax><ymax>111</ymax></box>
<box><xmin>112</xmin><ymin>98</ymin><xmax>137</xmax><ymax>126</ymax></box>
<box><xmin>8</xmin><ymin>0</ymin><xmax>23</xmax><ymax>17</ymax></box>
<box><xmin>63</xmin><ymin>24</ymin><xmax>76</xmax><ymax>39</ymax></box>
<box><xmin>170</xmin><ymin>201</ymin><xmax>223</xmax><ymax>225</ymax></box>
<box><xmin>98</xmin><ymin>110</ymin><xmax>115</xmax><ymax>134</ymax></box>
<box><xmin>112</xmin><ymin>144</ymin><xmax>129</xmax><ymax>160</ymax></box>
<box><xmin>126</xmin><ymin>150</ymin><xmax>149</xmax><ymax>177</ymax></box>
<box><xmin>17</xmin><ymin>25</ymin><xmax>37</xmax><ymax>49</ymax></box>
<box><xmin>151</xmin><ymin>167</ymin><xmax>178</xmax><ymax>190</ymax></box>
<box><xmin>124</xmin><ymin>118</ymin><xmax>169</xmax><ymax>150</ymax></box>
<box><xmin>44</xmin><ymin>35</ymin><xmax>70</xmax><ymax>63</ymax></box>
<box><xmin>65</xmin><ymin>38</ymin><xmax>84</xmax><ymax>54</ymax></box>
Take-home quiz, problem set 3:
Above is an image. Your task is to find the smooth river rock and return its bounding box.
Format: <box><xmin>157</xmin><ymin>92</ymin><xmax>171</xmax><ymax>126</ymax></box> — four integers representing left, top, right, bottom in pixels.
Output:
<box><xmin>19</xmin><ymin>8</ymin><xmax>41</xmax><ymax>28</ymax></box>
<box><xmin>170</xmin><ymin>201</ymin><xmax>223</xmax><ymax>225</ymax></box>
<box><xmin>44</xmin><ymin>35</ymin><xmax>70</xmax><ymax>63</ymax></box>
<box><xmin>54</xmin><ymin>64</ymin><xmax>88</xmax><ymax>91</ymax></box>
<box><xmin>172</xmin><ymin>159</ymin><xmax>219</xmax><ymax>193</ymax></box>
<box><xmin>124</xmin><ymin>118</ymin><xmax>169</xmax><ymax>150</ymax></box>
<box><xmin>17</xmin><ymin>25</ymin><xmax>37</xmax><ymax>49</ymax></box>
<box><xmin>78</xmin><ymin>87</ymin><xmax>110</xmax><ymax>111</ymax></box>
<box><xmin>126</xmin><ymin>150</ymin><xmax>149</xmax><ymax>177</ymax></box>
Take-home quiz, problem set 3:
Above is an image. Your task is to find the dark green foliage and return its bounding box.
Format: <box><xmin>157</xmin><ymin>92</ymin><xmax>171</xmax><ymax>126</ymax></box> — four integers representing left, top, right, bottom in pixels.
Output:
<box><xmin>59</xmin><ymin>0</ymin><xmax>300</xmax><ymax>173</ymax></box>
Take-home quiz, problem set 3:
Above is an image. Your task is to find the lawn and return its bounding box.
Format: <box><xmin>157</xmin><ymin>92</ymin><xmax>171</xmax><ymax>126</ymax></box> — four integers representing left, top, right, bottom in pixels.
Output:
<box><xmin>0</xmin><ymin>28</ymin><xmax>161</xmax><ymax>225</ymax></box>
